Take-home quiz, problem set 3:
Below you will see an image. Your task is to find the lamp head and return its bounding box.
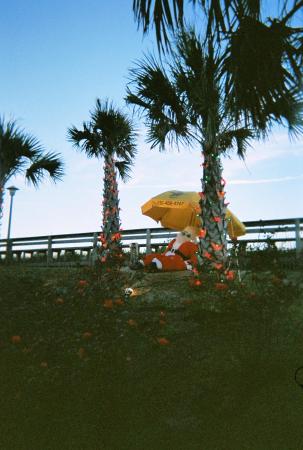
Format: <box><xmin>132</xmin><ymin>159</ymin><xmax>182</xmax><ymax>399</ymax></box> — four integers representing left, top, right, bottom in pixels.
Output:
<box><xmin>7</xmin><ymin>186</ymin><xmax>19</xmax><ymax>197</ymax></box>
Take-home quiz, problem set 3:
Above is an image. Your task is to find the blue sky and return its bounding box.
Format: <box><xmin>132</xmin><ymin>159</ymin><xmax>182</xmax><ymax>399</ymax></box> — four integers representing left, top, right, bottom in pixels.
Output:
<box><xmin>0</xmin><ymin>0</ymin><xmax>302</xmax><ymax>239</ymax></box>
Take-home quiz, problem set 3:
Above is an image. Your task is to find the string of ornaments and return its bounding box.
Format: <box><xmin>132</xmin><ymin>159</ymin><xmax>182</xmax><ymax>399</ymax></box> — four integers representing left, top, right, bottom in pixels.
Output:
<box><xmin>98</xmin><ymin>157</ymin><xmax>123</xmax><ymax>265</ymax></box>
<box><xmin>191</xmin><ymin>151</ymin><xmax>236</xmax><ymax>288</ymax></box>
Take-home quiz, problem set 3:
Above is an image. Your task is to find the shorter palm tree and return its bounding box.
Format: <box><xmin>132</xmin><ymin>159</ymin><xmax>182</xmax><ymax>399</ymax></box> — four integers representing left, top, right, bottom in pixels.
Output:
<box><xmin>0</xmin><ymin>117</ymin><xmax>64</xmax><ymax>236</ymax></box>
<box><xmin>67</xmin><ymin>99</ymin><xmax>137</xmax><ymax>263</ymax></box>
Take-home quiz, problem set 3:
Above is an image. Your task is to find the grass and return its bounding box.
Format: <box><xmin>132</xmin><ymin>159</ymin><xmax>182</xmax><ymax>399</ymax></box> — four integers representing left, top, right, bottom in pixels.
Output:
<box><xmin>0</xmin><ymin>260</ymin><xmax>303</xmax><ymax>450</ymax></box>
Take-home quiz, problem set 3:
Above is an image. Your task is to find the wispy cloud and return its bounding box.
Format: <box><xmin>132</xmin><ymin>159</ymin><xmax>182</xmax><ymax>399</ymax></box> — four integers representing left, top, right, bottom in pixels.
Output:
<box><xmin>120</xmin><ymin>174</ymin><xmax>303</xmax><ymax>190</ymax></box>
<box><xmin>229</xmin><ymin>174</ymin><xmax>303</xmax><ymax>185</ymax></box>
<box><xmin>121</xmin><ymin>183</ymin><xmax>197</xmax><ymax>190</ymax></box>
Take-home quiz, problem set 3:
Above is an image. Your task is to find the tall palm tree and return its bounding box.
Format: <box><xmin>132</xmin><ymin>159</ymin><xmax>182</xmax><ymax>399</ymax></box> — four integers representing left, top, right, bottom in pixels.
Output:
<box><xmin>67</xmin><ymin>99</ymin><xmax>137</xmax><ymax>263</ymax></box>
<box><xmin>126</xmin><ymin>30</ymin><xmax>302</xmax><ymax>270</ymax></box>
<box><xmin>0</xmin><ymin>117</ymin><xmax>64</xmax><ymax>236</ymax></box>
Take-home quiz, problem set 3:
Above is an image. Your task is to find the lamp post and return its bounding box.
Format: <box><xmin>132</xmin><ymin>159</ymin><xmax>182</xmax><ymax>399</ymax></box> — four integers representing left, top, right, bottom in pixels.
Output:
<box><xmin>6</xmin><ymin>186</ymin><xmax>19</xmax><ymax>260</ymax></box>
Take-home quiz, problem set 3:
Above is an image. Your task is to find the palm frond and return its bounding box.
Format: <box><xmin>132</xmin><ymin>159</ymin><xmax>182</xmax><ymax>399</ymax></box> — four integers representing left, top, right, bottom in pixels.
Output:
<box><xmin>92</xmin><ymin>99</ymin><xmax>137</xmax><ymax>159</ymax></box>
<box><xmin>174</xmin><ymin>32</ymin><xmax>221</xmax><ymax>141</ymax></box>
<box><xmin>19</xmin><ymin>134</ymin><xmax>44</xmax><ymax>159</ymax></box>
<box><xmin>0</xmin><ymin>117</ymin><xmax>63</xmax><ymax>187</ymax></box>
<box><xmin>68</xmin><ymin>99</ymin><xmax>137</xmax><ymax>167</ymax></box>
<box><xmin>25</xmin><ymin>152</ymin><xmax>64</xmax><ymax>187</ymax></box>
<box><xmin>126</xmin><ymin>55</ymin><xmax>189</xmax><ymax>147</ymax></box>
<box><xmin>127</xmin><ymin>55</ymin><xmax>184</xmax><ymax>115</ymax></box>
<box><xmin>218</xmin><ymin>127</ymin><xmax>254</xmax><ymax>158</ymax></box>
<box><xmin>133</xmin><ymin>1</ymin><xmax>262</xmax><ymax>50</ymax></box>
<box><xmin>67</xmin><ymin>123</ymin><xmax>103</xmax><ymax>158</ymax></box>
<box><xmin>268</xmin><ymin>93</ymin><xmax>303</xmax><ymax>139</ymax></box>
<box><xmin>125</xmin><ymin>91</ymin><xmax>150</xmax><ymax>112</ymax></box>
<box><xmin>224</xmin><ymin>16</ymin><xmax>303</xmax><ymax>131</ymax></box>
<box><xmin>147</xmin><ymin>117</ymin><xmax>175</xmax><ymax>150</ymax></box>
<box><xmin>114</xmin><ymin>160</ymin><xmax>133</xmax><ymax>182</ymax></box>
<box><xmin>133</xmin><ymin>0</ymin><xmax>184</xmax><ymax>51</ymax></box>
<box><xmin>0</xmin><ymin>133</ymin><xmax>27</xmax><ymax>182</ymax></box>
<box><xmin>233</xmin><ymin>0</ymin><xmax>261</xmax><ymax>22</ymax></box>
<box><xmin>281</xmin><ymin>0</ymin><xmax>303</xmax><ymax>24</ymax></box>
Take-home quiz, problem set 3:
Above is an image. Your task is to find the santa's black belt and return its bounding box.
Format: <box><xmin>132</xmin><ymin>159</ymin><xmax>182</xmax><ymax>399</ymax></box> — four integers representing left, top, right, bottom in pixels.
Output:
<box><xmin>173</xmin><ymin>249</ymin><xmax>188</xmax><ymax>261</ymax></box>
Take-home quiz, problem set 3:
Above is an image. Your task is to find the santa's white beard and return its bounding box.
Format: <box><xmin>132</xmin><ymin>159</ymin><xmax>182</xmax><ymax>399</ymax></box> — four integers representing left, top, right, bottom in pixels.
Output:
<box><xmin>175</xmin><ymin>233</ymin><xmax>188</xmax><ymax>246</ymax></box>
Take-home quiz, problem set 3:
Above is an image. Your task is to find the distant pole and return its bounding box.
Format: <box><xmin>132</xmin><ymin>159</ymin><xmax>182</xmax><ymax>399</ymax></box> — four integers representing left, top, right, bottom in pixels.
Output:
<box><xmin>295</xmin><ymin>218</ymin><xmax>302</xmax><ymax>258</ymax></box>
<box><xmin>6</xmin><ymin>186</ymin><xmax>19</xmax><ymax>260</ymax></box>
<box><xmin>146</xmin><ymin>228</ymin><xmax>151</xmax><ymax>254</ymax></box>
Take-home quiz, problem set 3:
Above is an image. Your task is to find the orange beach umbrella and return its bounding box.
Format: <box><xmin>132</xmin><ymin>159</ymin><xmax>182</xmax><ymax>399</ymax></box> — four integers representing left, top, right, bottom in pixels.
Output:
<box><xmin>141</xmin><ymin>190</ymin><xmax>246</xmax><ymax>238</ymax></box>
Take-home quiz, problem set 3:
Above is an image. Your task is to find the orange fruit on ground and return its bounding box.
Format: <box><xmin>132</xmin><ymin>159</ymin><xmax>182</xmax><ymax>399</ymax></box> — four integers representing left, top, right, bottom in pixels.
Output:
<box><xmin>11</xmin><ymin>336</ymin><xmax>21</xmax><ymax>344</ymax></box>
<box><xmin>127</xmin><ymin>319</ymin><xmax>137</xmax><ymax>327</ymax></box>
<box><xmin>78</xmin><ymin>347</ymin><xmax>86</xmax><ymax>359</ymax></box>
<box><xmin>271</xmin><ymin>275</ymin><xmax>282</xmax><ymax>285</ymax></box>
<box><xmin>156</xmin><ymin>337</ymin><xmax>170</xmax><ymax>346</ymax></box>
<box><xmin>114</xmin><ymin>298</ymin><xmax>124</xmax><ymax>306</ymax></box>
<box><xmin>82</xmin><ymin>331</ymin><xmax>93</xmax><ymax>340</ymax></box>
<box><xmin>54</xmin><ymin>297</ymin><xmax>64</xmax><ymax>305</ymax></box>
<box><xmin>103</xmin><ymin>299</ymin><xmax>113</xmax><ymax>309</ymax></box>
<box><xmin>215</xmin><ymin>282</ymin><xmax>228</xmax><ymax>290</ymax></box>
<box><xmin>182</xmin><ymin>299</ymin><xmax>193</xmax><ymax>305</ymax></box>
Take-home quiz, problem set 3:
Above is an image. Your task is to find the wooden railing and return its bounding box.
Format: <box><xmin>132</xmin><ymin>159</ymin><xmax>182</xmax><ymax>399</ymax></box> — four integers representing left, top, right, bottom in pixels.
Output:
<box><xmin>0</xmin><ymin>217</ymin><xmax>302</xmax><ymax>264</ymax></box>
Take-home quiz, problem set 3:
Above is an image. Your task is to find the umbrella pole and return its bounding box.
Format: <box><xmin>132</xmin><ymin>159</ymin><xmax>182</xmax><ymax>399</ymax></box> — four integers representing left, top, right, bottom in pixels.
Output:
<box><xmin>233</xmin><ymin>241</ymin><xmax>242</xmax><ymax>282</ymax></box>
<box><xmin>227</xmin><ymin>239</ymin><xmax>241</xmax><ymax>282</ymax></box>
<box><xmin>226</xmin><ymin>241</ymin><xmax>241</xmax><ymax>282</ymax></box>
<box><xmin>236</xmin><ymin>258</ymin><xmax>242</xmax><ymax>282</ymax></box>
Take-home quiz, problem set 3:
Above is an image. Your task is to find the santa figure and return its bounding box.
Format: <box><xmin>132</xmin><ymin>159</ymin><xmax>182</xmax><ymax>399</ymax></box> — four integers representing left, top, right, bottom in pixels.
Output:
<box><xmin>136</xmin><ymin>226</ymin><xmax>198</xmax><ymax>272</ymax></box>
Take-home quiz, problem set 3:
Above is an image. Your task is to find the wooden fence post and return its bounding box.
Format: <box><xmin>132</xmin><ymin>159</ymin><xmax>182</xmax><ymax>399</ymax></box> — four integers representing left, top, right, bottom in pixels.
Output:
<box><xmin>146</xmin><ymin>228</ymin><xmax>151</xmax><ymax>254</ymax></box>
<box><xmin>6</xmin><ymin>239</ymin><xmax>12</xmax><ymax>263</ymax></box>
<box><xmin>90</xmin><ymin>232</ymin><xmax>99</xmax><ymax>265</ymax></box>
<box><xmin>295</xmin><ymin>219</ymin><xmax>302</xmax><ymax>258</ymax></box>
<box><xmin>93</xmin><ymin>232</ymin><xmax>98</xmax><ymax>249</ymax></box>
<box><xmin>130</xmin><ymin>243</ymin><xmax>139</xmax><ymax>265</ymax></box>
<box><xmin>47</xmin><ymin>236</ymin><xmax>53</xmax><ymax>264</ymax></box>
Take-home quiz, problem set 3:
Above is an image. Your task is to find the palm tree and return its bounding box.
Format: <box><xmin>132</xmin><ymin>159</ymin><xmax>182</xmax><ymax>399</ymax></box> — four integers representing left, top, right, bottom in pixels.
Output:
<box><xmin>67</xmin><ymin>99</ymin><xmax>137</xmax><ymax>263</ymax></box>
<box><xmin>133</xmin><ymin>0</ymin><xmax>303</xmax><ymax>54</ymax></box>
<box><xmin>126</xmin><ymin>30</ymin><xmax>302</xmax><ymax>270</ymax></box>
<box><xmin>0</xmin><ymin>117</ymin><xmax>64</xmax><ymax>236</ymax></box>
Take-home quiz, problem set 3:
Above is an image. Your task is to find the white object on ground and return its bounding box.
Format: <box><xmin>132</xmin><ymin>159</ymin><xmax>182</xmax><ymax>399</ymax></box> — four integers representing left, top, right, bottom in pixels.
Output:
<box><xmin>185</xmin><ymin>261</ymin><xmax>192</xmax><ymax>270</ymax></box>
<box><xmin>152</xmin><ymin>257</ymin><xmax>162</xmax><ymax>270</ymax></box>
<box><xmin>124</xmin><ymin>288</ymin><xmax>134</xmax><ymax>296</ymax></box>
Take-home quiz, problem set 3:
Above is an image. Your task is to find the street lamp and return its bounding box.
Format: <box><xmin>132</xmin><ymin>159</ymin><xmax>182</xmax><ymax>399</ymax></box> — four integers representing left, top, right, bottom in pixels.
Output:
<box><xmin>7</xmin><ymin>186</ymin><xmax>19</xmax><ymax>241</ymax></box>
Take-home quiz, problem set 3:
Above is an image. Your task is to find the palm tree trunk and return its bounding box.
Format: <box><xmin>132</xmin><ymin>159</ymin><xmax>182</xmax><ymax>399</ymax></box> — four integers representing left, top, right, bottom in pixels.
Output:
<box><xmin>198</xmin><ymin>149</ymin><xmax>228</xmax><ymax>270</ymax></box>
<box><xmin>100</xmin><ymin>155</ymin><xmax>122</xmax><ymax>262</ymax></box>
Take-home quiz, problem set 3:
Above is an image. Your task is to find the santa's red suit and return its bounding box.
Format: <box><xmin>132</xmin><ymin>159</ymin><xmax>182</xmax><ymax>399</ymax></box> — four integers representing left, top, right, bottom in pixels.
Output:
<box><xmin>142</xmin><ymin>233</ymin><xmax>198</xmax><ymax>271</ymax></box>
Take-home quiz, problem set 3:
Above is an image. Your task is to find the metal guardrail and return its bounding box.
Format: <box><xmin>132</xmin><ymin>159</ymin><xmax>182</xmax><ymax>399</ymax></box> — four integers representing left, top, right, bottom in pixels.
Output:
<box><xmin>0</xmin><ymin>218</ymin><xmax>302</xmax><ymax>264</ymax></box>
